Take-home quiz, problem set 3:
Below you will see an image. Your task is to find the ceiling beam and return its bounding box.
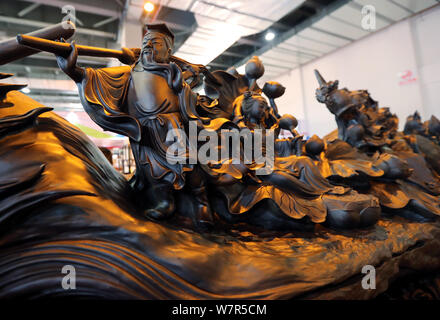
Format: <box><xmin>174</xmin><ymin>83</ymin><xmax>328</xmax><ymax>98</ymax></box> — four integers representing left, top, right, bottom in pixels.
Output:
<box><xmin>93</xmin><ymin>16</ymin><xmax>118</xmax><ymax>28</ymax></box>
<box><xmin>18</xmin><ymin>3</ymin><xmax>41</xmax><ymax>17</ymax></box>
<box><xmin>308</xmin><ymin>26</ymin><xmax>354</xmax><ymax>42</ymax></box>
<box><xmin>387</xmin><ymin>0</ymin><xmax>414</xmax><ymax>14</ymax></box>
<box><xmin>22</xmin><ymin>0</ymin><xmax>120</xmax><ymax>18</ymax></box>
<box><xmin>194</xmin><ymin>0</ymin><xmax>276</xmax><ymax>24</ymax></box>
<box><xmin>233</xmin><ymin>0</ymin><xmax>351</xmax><ymax>69</ymax></box>
<box><xmin>233</xmin><ymin>38</ymin><xmax>264</xmax><ymax>47</ymax></box>
<box><xmin>114</xmin><ymin>0</ymin><xmax>124</xmax><ymax>8</ymax></box>
<box><xmin>0</xmin><ymin>15</ymin><xmax>116</xmax><ymax>39</ymax></box>
<box><xmin>221</xmin><ymin>51</ymin><xmax>247</xmax><ymax>58</ymax></box>
<box><xmin>207</xmin><ymin>62</ymin><xmax>230</xmax><ymax>68</ymax></box>
<box><xmin>348</xmin><ymin>1</ymin><xmax>395</xmax><ymax>24</ymax></box>
<box><xmin>73</xmin><ymin>17</ymin><xmax>84</xmax><ymax>27</ymax></box>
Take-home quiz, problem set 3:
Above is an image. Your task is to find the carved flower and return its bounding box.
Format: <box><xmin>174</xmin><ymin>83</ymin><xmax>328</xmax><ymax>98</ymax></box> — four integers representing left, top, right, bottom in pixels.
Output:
<box><xmin>305</xmin><ymin>135</ymin><xmax>324</xmax><ymax>156</ymax></box>
<box><xmin>278</xmin><ymin>114</ymin><xmax>298</xmax><ymax>132</ymax></box>
<box><xmin>263</xmin><ymin>81</ymin><xmax>286</xmax><ymax>99</ymax></box>
<box><xmin>245</xmin><ymin>56</ymin><xmax>264</xmax><ymax>80</ymax></box>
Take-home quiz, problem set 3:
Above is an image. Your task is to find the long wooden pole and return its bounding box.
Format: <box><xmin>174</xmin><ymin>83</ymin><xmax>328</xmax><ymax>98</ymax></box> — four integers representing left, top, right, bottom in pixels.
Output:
<box><xmin>16</xmin><ymin>34</ymin><xmax>222</xmax><ymax>87</ymax></box>
<box><xmin>0</xmin><ymin>22</ymin><xmax>75</xmax><ymax>65</ymax></box>
<box><xmin>16</xmin><ymin>34</ymin><xmax>128</xmax><ymax>59</ymax></box>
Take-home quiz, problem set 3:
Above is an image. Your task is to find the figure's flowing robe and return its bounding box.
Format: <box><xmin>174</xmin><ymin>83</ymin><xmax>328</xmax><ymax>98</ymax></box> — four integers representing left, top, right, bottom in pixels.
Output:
<box><xmin>317</xmin><ymin>137</ymin><xmax>440</xmax><ymax>216</ymax></box>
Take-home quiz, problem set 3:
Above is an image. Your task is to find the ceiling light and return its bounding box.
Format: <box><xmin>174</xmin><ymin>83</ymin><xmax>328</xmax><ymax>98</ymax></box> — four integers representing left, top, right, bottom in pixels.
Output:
<box><xmin>265</xmin><ymin>32</ymin><xmax>275</xmax><ymax>41</ymax></box>
<box><xmin>66</xmin><ymin>112</ymin><xmax>79</xmax><ymax>124</ymax></box>
<box><xmin>144</xmin><ymin>2</ymin><xmax>155</xmax><ymax>13</ymax></box>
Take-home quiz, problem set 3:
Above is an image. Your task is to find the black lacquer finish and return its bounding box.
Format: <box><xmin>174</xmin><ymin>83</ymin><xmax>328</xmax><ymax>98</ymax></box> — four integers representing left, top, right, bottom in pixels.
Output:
<box><xmin>0</xmin><ymin>23</ymin><xmax>439</xmax><ymax>299</ymax></box>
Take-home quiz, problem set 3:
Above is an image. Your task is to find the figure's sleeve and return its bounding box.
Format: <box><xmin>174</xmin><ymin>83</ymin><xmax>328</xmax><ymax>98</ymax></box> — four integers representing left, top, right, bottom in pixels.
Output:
<box><xmin>77</xmin><ymin>66</ymin><xmax>142</xmax><ymax>142</ymax></box>
<box><xmin>177</xmin><ymin>80</ymin><xmax>232</xmax><ymax>131</ymax></box>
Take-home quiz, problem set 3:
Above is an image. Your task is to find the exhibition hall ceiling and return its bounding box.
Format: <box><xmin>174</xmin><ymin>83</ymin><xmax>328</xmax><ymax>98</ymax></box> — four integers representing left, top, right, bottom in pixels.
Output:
<box><xmin>168</xmin><ymin>0</ymin><xmax>305</xmax><ymax>65</ymax></box>
<box><xmin>226</xmin><ymin>0</ymin><xmax>440</xmax><ymax>81</ymax></box>
<box><xmin>0</xmin><ymin>0</ymin><xmax>439</xmax><ymax>112</ymax></box>
<box><xmin>254</xmin><ymin>0</ymin><xmax>440</xmax><ymax>81</ymax></box>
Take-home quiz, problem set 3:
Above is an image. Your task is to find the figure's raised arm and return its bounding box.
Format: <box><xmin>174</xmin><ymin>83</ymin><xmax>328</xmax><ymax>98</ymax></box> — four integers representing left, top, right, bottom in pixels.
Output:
<box><xmin>55</xmin><ymin>39</ymin><xmax>85</xmax><ymax>83</ymax></box>
<box><xmin>16</xmin><ymin>35</ymin><xmax>137</xmax><ymax>82</ymax></box>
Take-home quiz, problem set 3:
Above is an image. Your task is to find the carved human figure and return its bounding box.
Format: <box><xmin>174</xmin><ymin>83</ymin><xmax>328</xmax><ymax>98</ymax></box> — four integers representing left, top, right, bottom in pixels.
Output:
<box><xmin>233</xmin><ymin>91</ymin><xmax>278</xmax><ymax>131</ymax></box>
<box><xmin>55</xmin><ymin>24</ymin><xmax>216</xmax><ymax>229</ymax></box>
<box><xmin>405</xmin><ymin>112</ymin><xmax>440</xmax><ymax>144</ymax></box>
<box><xmin>217</xmin><ymin>91</ymin><xmax>382</xmax><ymax>229</ymax></box>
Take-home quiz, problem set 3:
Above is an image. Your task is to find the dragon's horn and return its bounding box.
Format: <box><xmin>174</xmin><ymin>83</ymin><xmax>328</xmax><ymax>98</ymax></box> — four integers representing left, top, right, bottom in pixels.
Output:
<box><xmin>314</xmin><ymin>69</ymin><xmax>327</xmax><ymax>86</ymax></box>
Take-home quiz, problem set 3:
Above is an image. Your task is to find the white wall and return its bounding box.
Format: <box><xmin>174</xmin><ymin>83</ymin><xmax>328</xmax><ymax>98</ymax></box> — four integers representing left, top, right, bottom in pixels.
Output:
<box><xmin>123</xmin><ymin>20</ymin><xmax>143</xmax><ymax>49</ymax></box>
<box><xmin>411</xmin><ymin>6</ymin><xmax>440</xmax><ymax>118</ymax></box>
<box><xmin>270</xmin><ymin>4</ymin><xmax>440</xmax><ymax>138</ymax></box>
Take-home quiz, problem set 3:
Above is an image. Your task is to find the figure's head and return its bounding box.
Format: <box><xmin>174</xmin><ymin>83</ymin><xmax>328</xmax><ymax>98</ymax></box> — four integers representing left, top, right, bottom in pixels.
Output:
<box><xmin>241</xmin><ymin>91</ymin><xmax>269</xmax><ymax>122</ymax></box>
<box><xmin>404</xmin><ymin>111</ymin><xmax>425</xmax><ymax>135</ymax></box>
<box><xmin>314</xmin><ymin>70</ymin><xmax>339</xmax><ymax>105</ymax></box>
<box><xmin>141</xmin><ymin>23</ymin><xmax>174</xmax><ymax>64</ymax></box>
<box><xmin>428</xmin><ymin>115</ymin><xmax>440</xmax><ymax>137</ymax></box>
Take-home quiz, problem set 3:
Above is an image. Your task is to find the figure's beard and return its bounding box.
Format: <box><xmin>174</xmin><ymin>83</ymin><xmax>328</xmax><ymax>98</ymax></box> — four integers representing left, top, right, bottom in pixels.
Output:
<box><xmin>141</xmin><ymin>49</ymin><xmax>168</xmax><ymax>65</ymax></box>
<box><xmin>142</xmin><ymin>50</ymin><xmax>156</xmax><ymax>64</ymax></box>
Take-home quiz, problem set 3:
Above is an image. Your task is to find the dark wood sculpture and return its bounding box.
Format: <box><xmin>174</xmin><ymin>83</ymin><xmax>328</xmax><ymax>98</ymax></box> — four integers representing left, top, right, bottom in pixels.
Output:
<box><xmin>404</xmin><ymin>111</ymin><xmax>440</xmax><ymax>144</ymax></box>
<box><xmin>403</xmin><ymin>112</ymin><xmax>440</xmax><ymax>175</ymax></box>
<box><xmin>201</xmin><ymin>63</ymin><xmax>381</xmax><ymax>230</ymax></box>
<box><xmin>15</xmin><ymin>25</ymin><xmax>383</xmax><ymax>231</ymax></box>
<box><xmin>16</xmin><ymin>33</ymin><xmax>219</xmax><ymax>89</ymax></box>
<box><xmin>1</xmin><ymin>88</ymin><xmax>439</xmax><ymax>299</ymax></box>
<box><xmin>314</xmin><ymin>70</ymin><xmax>440</xmax><ymax>222</ymax></box>
<box><xmin>0</xmin><ymin>22</ymin><xmax>440</xmax><ymax>299</ymax></box>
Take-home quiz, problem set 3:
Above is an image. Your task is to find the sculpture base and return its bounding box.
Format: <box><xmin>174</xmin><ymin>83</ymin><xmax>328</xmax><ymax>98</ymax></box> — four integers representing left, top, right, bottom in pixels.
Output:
<box><xmin>0</xmin><ymin>91</ymin><xmax>439</xmax><ymax>299</ymax></box>
<box><xmin>1</xmin><ymin>205</ymin><xmax>439</xmax><ymax>299</ymax></box>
